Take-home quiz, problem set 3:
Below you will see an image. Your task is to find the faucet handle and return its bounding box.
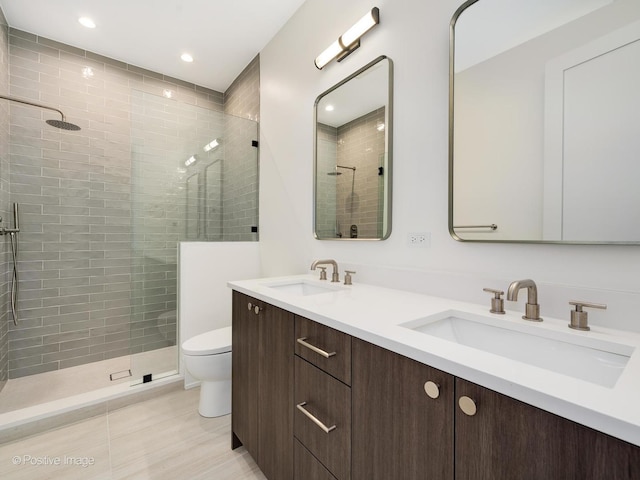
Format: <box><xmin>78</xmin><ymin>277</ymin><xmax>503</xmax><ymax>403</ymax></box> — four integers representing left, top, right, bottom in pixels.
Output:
<box><xmin>568</xmin><ymin>301</ymin><xmax>607</xmax><ymax>331</ymax></box>
<box><xmin>317</xmin><ymin>267</ymin><xmax>327</xmax><ymax>281</ymax></box>
<box><xmin>344</xmin><ymin>270</ymin><xmax>356</xmax><ymax>285</ymax></box>
<box><xmin>483</xmin><ymin>288</ymin><xmax>505</xmax><ymax>314</ymax></box>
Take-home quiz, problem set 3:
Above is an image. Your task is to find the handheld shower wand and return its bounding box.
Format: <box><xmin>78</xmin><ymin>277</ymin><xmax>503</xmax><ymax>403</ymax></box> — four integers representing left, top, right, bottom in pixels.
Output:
<box><xmin>1</xmin><ymin>203</ymin><xmax>20</xmax><ymax>325</ymax></box>
<box><xmin>13</xmin><ymin>202</ymin><xmax>19</xmax><ymax>231</ymax></box>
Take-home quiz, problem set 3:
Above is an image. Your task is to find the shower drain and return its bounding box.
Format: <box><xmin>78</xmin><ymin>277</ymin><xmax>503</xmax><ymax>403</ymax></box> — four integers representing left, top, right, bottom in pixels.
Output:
<box><xmin>109</xmin><ymin>369</ymin><xmax>132</xmax><ymax>381</ymax></box>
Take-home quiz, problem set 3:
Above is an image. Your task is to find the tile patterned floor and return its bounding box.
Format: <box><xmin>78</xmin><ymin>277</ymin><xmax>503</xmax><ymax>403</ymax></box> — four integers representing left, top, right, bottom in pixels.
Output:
<box><xmin>0</xmin><ymin>387</ymin><xmax>266</xmax><ymax>479</ymax></box>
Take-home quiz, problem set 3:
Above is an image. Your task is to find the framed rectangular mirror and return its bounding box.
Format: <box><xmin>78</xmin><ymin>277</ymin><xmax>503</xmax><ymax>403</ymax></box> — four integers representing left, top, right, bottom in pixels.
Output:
<box><xmin>314</xmin><ymin>55</ymin><xmax>393</xmax><ymax>240</ymax></box>
<box><xmin>450</xmin><ymin>0</ymin><xmax>640</xmax><ymax>244</ymax></box>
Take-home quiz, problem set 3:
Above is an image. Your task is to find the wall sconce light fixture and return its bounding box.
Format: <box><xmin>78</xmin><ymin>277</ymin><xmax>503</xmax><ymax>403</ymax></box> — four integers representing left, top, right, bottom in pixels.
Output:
<box><xmin>314</xmin><ymin>7</ymin><xmax>380</xmax><ymax>70</ymax></box>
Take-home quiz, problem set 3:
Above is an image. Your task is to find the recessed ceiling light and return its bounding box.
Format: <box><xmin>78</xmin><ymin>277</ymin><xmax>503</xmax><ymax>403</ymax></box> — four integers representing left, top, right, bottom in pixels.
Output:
<box><xmin>181</xmin><ymin>53</ymin><xmax>194</xmax><ymax>63</ymax></box>
<box><xmin>325</xmin><ymin>105</ymin><xmax>334</xmax><ymax>112</ymax></box>
<box><xmin>78</xmin><ymin>17</ymin><xmax>96</xmax><ymax>29</ymax></box>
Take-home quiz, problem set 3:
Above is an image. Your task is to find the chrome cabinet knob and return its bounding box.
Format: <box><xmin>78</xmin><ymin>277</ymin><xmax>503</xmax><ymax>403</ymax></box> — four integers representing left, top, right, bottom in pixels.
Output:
<box><xmin>248</xmin><ymin>302</ymin><xmax>261</xmax><ymax>314</ymax></box>
<box><xmin>424</xmin><ymin>381</ymin><xmax>440</xmax><ymax>399</ymax></box>
<box><xmin>459</xmin><ymin>396</ymin><xmax>477</xmax><ymax>416</ymax></box>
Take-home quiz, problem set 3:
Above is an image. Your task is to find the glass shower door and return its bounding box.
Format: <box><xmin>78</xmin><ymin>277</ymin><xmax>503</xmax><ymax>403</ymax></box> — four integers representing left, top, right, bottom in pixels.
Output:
<box><xmin>129</xmin><ymin>90</ymin><xmax>258</xmax><ymax>384</ymax></box>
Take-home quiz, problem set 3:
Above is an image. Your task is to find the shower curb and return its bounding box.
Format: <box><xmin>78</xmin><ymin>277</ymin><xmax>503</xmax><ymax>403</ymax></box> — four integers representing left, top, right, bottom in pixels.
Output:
<box><xmin>0</xmin><ymin>375</ymin><xmax>183</xmax><ymax>444</ymax></box>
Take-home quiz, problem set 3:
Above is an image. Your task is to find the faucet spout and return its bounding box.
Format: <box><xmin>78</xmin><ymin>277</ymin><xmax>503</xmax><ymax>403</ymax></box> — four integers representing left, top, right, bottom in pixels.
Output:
<box><xmin>310</xmin><ymin>259</ymin><xmax>340</xmax><ymax>283</ymax></box>
<box><xmin>506</xmin><ymin>279</ymin><xmax>542</xmax><ymax>322</ymax></box>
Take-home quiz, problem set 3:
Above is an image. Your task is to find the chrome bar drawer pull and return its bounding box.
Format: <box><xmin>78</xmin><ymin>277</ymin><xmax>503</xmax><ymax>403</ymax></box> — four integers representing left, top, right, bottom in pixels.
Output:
<box><xmin>296</xmin><ymin>337</ymin><xmax>336</xmax><ymax>358</ymax></box>
<box><xmin>296</xmin><ymin>402</ymin><xmax>336</xmax><ymax>433</ymax></box>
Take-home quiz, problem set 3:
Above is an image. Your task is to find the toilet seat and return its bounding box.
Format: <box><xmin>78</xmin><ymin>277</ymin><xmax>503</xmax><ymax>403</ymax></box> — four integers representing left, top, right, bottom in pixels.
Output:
<box><xmin>182</xmin><ymin>326</ymin><xmax>232</xmax><ymax>356</ymax></box>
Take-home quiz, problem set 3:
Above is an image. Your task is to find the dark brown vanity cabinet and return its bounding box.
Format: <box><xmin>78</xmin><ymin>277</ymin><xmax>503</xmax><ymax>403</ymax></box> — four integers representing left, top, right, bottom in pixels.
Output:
<box><xmin>455</xmin><ymin>378</ymin><xmax>640</xmax><ymax>480</ymax></box>
<box><xmin>231</xmin><ymin>291</ymin><xmax>294</xmax><ymax>480</ymax></box>
<box><xmin>352</xmin><ymin>338</ymin><xmax>455</xmax><ymax>480</ymax></box>
<box><xmin>232</xmin><ymin>295</ymin><xmax>640</xmax><ymax>480</ymax></box>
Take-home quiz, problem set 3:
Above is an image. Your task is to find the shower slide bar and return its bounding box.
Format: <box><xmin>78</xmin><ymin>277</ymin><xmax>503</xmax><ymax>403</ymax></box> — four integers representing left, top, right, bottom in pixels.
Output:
<box><xmin>0</xmin><ymin>203</ymin><xmax>20</xmax><ymax>325</ymax></box>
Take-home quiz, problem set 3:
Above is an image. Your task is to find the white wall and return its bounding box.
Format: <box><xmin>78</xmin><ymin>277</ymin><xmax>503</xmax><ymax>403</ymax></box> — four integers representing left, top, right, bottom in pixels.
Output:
<box><xmin>179</xmin><ymin>242</ymin><xmax>261</xmax><ymax>387</ymax></box>
<box><xmin>259</xmin><ymin>0</ymin><xmax>640</xmax><ymax>332</ymax></box>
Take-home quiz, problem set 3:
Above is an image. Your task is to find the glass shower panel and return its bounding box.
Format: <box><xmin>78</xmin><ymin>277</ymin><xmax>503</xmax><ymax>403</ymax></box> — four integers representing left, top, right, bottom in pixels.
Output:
<box><xmin>129</xmin><ymin>90</ymin><xmax>222</xmax><ymax>383</ymax></box>
<box><xmin>315</xmin><ymin>125</ymin><xmax>338</xmax><ymax>238</ymax></box>
<box><xmin>186</xmin><ymin>173</ymin><xmax>200</xmax><ymax>239</ymax></box>
<box><xmin>204</xmin><ymin>159</ymin><xmax>223</xmax><ymax>240</ymax></box>
<box><xmin>221</xmin><ymin>114</ymin><xmax>259</xmax><ymax>241</ymax></box>
<box><xmin>129</xmin><ymin>91</ymin><xmax>258</xmax><ymax>384</ymax></box>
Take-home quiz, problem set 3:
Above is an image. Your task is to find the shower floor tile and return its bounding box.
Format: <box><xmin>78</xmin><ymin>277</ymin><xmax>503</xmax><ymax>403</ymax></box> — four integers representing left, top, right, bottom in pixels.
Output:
<box><xmin>0</xmin><ymin>347</ymin><xmax>176</xmax><ymax>414</ymax></box>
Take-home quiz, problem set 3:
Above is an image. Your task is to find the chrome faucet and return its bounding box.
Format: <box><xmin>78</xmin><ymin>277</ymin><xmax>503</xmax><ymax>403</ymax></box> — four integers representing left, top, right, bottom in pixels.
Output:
<box><xmin>506</xmin><ymin>279</ymin><xmax>542</xmax><ymax>322</ymax></box>
<box><xmin>310</xmin><ymin>259</ymin><xmax>339</xmax><ymax>282</ymax></box>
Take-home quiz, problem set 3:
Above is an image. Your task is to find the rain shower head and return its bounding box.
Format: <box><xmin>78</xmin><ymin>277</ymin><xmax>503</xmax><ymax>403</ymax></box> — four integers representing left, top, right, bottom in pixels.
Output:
<box><xmin>0</xmin><ymin>94</ymin><xmax>81</xmax><ymax>131</ymax></box>
<box><xmin>46</xmin><ymin>119</ymin><xmax>82</xmax><ymax>131</ymax></box>
<box><xmin>328</xmin><ymin>165</ymin><xmax>356</xmax><ymax>176</ymax></box>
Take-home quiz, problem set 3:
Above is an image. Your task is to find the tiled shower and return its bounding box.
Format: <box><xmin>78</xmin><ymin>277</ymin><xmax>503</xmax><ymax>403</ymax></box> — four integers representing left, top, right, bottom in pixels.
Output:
<box><xmin>0</xmin><ymin>11</ymin><xmax>259</xmax><ymax>407</ymax></box>
<box><xmin>316</xmin><ymin>107</ymin><xmax>386</xmax><ymax>239</ymax></box>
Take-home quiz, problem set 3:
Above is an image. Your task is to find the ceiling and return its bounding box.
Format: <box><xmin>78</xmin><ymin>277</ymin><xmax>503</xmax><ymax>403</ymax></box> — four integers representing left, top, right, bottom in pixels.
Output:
<box><xmin>0</xmin><ymin>0</ymin><xmax>307</xmax><ymax>92</ymax></box>
<box><xmin>455</xmin><ymin>0</ymin><xmax>613</xmax><ymax>71</ymax></box>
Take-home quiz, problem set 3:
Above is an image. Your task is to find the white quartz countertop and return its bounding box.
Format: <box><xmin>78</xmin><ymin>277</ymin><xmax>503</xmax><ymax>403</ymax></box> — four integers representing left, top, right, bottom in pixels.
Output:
<box><xmin>228</xmin><ymin>274</ymin><xmax>640</xmax><ymax>447</ymax></box>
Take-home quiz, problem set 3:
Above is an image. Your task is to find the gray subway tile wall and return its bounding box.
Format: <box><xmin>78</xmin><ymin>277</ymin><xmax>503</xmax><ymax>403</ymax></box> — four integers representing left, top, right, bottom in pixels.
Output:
<box><xmin>316</xmin><ymin>123</ymin><xmax>339</xmax><ymax>237</ymax></box>
<box><xmin>336</xmin><ymin>108</ymin><xmax>385</xmax><ymax>239</ymax></box>
<box><xmin>315</xmin><ymin>108</ymin><xmax>386</xmax><ymax>239</ymax></box>
<box><xmin>0</xmin><ymin>12</ymin><xmax>9</xmax><ymax>389</ymax></box>
<box><xmin>2</xmin><ymin>27</ymin><xmax>259</xmax><ymax>381</ymax></box>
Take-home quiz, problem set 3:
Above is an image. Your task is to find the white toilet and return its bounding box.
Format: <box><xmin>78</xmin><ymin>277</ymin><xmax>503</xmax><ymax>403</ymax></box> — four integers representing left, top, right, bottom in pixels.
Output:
<box><xmin>182</xmin><ymin>326</ymin><xmax>232</xmax><ymax>418</ymax></box>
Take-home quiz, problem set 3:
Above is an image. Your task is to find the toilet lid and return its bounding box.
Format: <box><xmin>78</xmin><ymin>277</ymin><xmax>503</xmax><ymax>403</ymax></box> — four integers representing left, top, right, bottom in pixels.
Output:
<box><xmin>182</xmin><ymin>326</ymin><xmax>232</xmax><ymax>355</ymax></box>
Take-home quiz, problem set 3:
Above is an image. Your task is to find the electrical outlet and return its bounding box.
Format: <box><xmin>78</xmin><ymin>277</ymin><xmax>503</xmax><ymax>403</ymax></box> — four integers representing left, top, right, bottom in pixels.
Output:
<box><xmin>408</xmin><ymin>232</ymin><xmax>430</xmax><ymax>247</ymax></box>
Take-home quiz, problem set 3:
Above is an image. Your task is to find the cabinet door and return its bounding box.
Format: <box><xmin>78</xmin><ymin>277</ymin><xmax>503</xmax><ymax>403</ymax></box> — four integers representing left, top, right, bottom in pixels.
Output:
<box><xmin>231</xmin><ymin>291</ymin><xmax>259</xmax><ymax>458</ymax></box>
<box><xmin>455</xmin><ymin>378</ymin><xmax>640</xmax><ymax>480</ymax></box>
<box><xmin>352</xmin><ymin>339</ymin><xmax>454</xmax><ymax>480</ymax></box>
<box><xmin>258</xmin><ymin>302</ymin><xmax>294</xmax><ymax>480</ymax></box>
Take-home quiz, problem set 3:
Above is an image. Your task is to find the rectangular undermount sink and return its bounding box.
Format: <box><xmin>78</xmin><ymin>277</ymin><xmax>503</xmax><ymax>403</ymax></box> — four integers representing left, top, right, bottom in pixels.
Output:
<box><xmin>263</xmin><ymin>279</ymin><xmax>344</xmax><ymax>296</ymax></box>
<box><xmin>401</xmin><ymin>310</ymin><xmax>634</xmax><ymax>388</ymax></box>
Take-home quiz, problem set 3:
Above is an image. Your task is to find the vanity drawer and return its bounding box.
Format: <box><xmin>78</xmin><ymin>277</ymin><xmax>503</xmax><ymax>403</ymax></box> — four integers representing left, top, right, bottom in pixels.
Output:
<box><xmin>294</xmin><ymin>438</ymin><xmax>338</xmax><ymax>480</ymax></box>
<box><xmin>294</xmin><ymin>356</ymin><xmax>351</xmax><ymax>480</ymax></box>
<box><xmin>295</xmin><ymin>316</ymin><xmax>351</xmax><ymax>385</ymax></box>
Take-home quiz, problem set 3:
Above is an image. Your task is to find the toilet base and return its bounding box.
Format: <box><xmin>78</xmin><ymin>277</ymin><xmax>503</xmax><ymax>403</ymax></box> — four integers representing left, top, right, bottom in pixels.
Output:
<box><xmin>198</xmin><ymin>379</ymin><xmax>231</xmax><ymax>417</ymax></box>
